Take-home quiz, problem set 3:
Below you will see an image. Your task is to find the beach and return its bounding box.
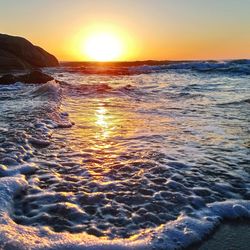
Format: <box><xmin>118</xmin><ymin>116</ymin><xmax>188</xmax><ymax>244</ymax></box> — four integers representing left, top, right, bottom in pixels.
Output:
<box><xmin>192</xmin><ymin>221</ymin><xmax>250</xmax><ymax>250</ymax></box>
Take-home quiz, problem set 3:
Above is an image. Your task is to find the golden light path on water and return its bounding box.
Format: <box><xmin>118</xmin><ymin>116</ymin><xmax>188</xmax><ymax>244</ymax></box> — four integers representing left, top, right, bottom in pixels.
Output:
<box><xmin>55</xmin><ymin>88</ymin><xmax>175</xmax><ymax>186</ymax></box>
<box><xmin>95</xmin><ymin>106</ymin><xmax>110</xmax><ymax>139</ymax></box>
<box><xmin>57</xmin><ymin>96</ymin><xmax>156</xmax><ymax>183</ymax></box>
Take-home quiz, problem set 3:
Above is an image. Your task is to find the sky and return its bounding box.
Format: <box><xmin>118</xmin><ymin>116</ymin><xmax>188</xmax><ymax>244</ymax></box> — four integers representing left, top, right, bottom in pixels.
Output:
<box><xmin>0</xmin><ymin>0</ymin><xmax>250</xmax><ymax>61</ymax></box>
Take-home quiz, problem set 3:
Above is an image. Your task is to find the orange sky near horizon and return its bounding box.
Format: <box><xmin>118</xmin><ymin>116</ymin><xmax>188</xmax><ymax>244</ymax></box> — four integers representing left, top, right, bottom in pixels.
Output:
<box><xmin>0</xmin><ymin>0</ymin><xmax>250</xmax><ymax>61</ymax></box>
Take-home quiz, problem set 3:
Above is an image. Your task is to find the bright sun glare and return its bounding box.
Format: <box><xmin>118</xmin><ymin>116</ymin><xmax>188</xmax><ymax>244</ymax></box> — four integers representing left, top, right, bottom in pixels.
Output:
<box><xmin>84</xmin><ymin>32</ymin><xmax>123</xmax><ymax>61</ymax></box>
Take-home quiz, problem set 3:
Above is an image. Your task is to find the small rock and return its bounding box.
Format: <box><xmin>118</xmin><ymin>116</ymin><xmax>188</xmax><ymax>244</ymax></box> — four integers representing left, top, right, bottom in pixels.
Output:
<box><xmin>19</xmin><ymin>70</ymin><xmax>54</xmax><ymax>84</ymax></box>
<box><xmin>0</xmin><ymin>71</ymin><xmax>54</xmax><ymax>85</ymax></box>
<box><xmin>0</xmin><ymin>74</ymin><xmax>17</xmax><ymax>84</ymax></box>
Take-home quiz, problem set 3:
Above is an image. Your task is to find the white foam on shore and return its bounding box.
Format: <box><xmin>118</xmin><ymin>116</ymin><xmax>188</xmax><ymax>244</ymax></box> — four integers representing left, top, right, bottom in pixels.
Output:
<box><xmin>0</xmin><ymin>169</ymin><xmax>249</xmax><ymax>250</ymax></box>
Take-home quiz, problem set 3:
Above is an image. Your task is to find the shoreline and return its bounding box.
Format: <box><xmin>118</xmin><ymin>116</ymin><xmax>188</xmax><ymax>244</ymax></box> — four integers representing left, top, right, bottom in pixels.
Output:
<box><xmin>188</xmin><ymin>220</ymin><xmax>250</xmax><ymax>250</ymax></box>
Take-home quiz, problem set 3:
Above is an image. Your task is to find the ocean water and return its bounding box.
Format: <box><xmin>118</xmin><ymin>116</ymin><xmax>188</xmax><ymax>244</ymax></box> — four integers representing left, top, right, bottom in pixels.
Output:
<box><xmin>0</xmin><ymin>60</ymin><xmax>249</xmax><ymax>249</ymax></box>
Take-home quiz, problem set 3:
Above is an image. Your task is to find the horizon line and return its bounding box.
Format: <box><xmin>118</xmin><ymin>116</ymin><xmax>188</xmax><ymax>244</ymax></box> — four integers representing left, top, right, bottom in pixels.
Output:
<box><xmin>59</xmin><ymin>58</ymin><xmax>250</xmax><ymax>63</ymax></box>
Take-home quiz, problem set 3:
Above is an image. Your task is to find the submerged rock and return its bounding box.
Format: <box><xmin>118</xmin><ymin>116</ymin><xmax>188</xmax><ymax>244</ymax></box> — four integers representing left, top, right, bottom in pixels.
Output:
<box><xmin>0</xmin><ymin>70</ymin><xmax>54</xmax><ymax>84</ymax></box>
<box><xmin>0</xmin><ymin>33</ymin><xmax>59</xmax><ymax>70</ymax></box>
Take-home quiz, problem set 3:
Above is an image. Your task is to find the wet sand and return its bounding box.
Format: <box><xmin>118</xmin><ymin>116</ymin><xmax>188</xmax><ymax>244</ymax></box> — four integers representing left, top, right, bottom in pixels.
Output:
<box><xmin>190</xmin><ymin>221</ymin><xmax>250</xmax><ymax>250</ymax></box>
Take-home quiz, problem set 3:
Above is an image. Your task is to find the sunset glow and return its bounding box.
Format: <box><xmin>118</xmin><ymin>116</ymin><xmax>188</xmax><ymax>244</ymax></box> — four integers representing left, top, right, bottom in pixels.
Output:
<box><xmin>83</xmin><ymin>32</ymin><xmax>123</xmax><ymax>61</ymax></box>
<box><xmin>2</xmin><ymin>1</ymin><xmax>250</xmax><ymax>61</ymax></box>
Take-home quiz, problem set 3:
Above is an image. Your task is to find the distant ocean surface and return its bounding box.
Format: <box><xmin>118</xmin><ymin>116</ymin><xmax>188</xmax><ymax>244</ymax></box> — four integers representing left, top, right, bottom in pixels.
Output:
<box><xmin>0</xmin><ymin>60</ymin><xmax>249</xmax><ymax>249</ymax></box>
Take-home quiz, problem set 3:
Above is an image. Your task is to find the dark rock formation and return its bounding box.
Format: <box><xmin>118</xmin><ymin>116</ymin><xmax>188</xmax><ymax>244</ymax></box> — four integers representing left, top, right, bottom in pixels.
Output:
<box><xmin>0</xmin><ymin>70</ymin><xmax>54</xmax><ymax>84</ymax></box>
<box><xmin>0</xmin><ymin>34</ymin><xmax>59</xmax><ymax>70</ymax></box>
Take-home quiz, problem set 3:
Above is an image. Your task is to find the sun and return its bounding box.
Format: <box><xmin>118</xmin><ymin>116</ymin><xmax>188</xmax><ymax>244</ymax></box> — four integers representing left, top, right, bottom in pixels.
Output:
<box><xmin>83</xmin><ymin>32</ymin><xmax>123</xmax><ymax>61</ymax></box>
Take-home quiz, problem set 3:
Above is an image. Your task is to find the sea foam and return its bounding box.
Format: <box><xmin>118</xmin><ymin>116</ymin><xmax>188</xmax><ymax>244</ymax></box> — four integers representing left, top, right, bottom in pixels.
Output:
<box><xmin>0</xmin><ymin>170</ymin><xmax>249</xmax><ymax>250</ymax></box>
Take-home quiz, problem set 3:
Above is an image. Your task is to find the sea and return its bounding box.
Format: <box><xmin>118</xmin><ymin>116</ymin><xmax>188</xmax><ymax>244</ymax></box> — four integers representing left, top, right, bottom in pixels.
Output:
<box><xmin>0</xmin><ymin>60</ymin><xmax>249</xmax><ymax>249</ymax></box>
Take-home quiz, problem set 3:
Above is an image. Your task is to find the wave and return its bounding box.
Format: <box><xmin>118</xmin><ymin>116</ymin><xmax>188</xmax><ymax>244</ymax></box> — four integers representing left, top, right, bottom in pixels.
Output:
<box><xmin>0</xmin><ymin>81</ymin><xmax>73</xmax><ymax>165</ymax></box>
<box><xmin>131</xmin><ymin>60</ymin><xmax>250</xmax><ymax>75</ymax></box>
<box><xmin>30</xmin><ymin>81</ymin><xmax>62</xmax><ymax>101</ymax></box>
<box><xmin>61</xmin><ymin>60</ymin><xmax>250</xmax><ymax>76</ymax></box>
<box><xmin>217</xmin><ymin>98</ymin><xmax>250</xmax><ymax>106</ymax></box>
<box><xmin>61</xmin><ymin>82</ymin><xmax>139</xmax><ymax>98</ymax></box>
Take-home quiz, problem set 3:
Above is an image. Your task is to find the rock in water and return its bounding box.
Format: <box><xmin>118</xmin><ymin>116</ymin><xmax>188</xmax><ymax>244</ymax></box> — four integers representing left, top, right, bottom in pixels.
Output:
<box><xmin>0</xmin><ymin>74</ymin><xmax>16</xmax><ymax>84</ymax></box>
<box><xmin>0</xmin><ymin>71</ymin><xmax>54</xmax><ymax>84</ymax></box>
<box><xmin>0</xmin><ymin>33</ymin><xmax>59</xmax><ymax>70</ymax></box>
<box><xmin>19</xmin><ymin>70</ymin><xmax>54</xmax><ymax>84</ymax></box>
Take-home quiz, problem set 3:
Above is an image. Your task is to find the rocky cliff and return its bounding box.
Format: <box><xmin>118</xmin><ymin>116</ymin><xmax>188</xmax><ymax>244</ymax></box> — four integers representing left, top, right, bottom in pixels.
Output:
<box><xmin>0</xmin><ymin>34</ymin><xmax>59</xmax><ymax>70</ymax></box>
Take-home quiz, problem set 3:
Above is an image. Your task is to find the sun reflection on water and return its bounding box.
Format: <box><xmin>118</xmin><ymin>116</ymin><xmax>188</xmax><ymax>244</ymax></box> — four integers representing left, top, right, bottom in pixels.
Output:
<box><xmin>95</xmin><ymin>106</ymin><xmax>110</xmax><ymax>139</ymax></box>
<box><xmin>65</xmin><ymin>100</ymin><xmax>126</xmax><ymax>181</ymax></box>
<box><xmin>56</xmin><ymin>95</ymin><xmax>171</xmax><ymax>183</ymax></box>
